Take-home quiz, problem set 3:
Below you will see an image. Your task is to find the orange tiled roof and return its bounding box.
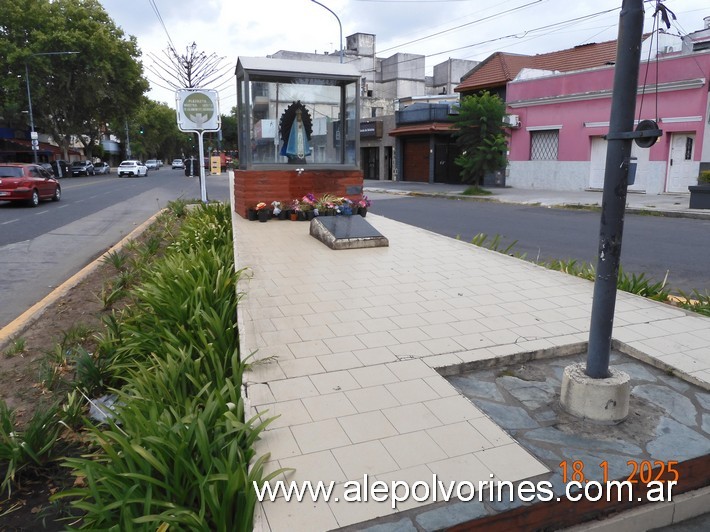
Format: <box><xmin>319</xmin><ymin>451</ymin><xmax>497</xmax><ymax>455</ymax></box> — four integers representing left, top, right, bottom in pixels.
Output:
<box><xmin>455</xmin><ymin>39</ymin><xmax>621</xmax><ymax>93</ymax></box>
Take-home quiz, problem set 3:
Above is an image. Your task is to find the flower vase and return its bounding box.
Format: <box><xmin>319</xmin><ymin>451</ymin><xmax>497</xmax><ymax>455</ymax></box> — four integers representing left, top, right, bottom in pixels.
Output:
<box><xmin>290</xmin><ymin>212</ymin><xmax>299</xmax><ymax>221</ymax></box>
<box><xmin>257</xmin><ymin>209</ymin><xmax>270</xmax><ymax>222</ymax></box>
<box><xmin>359</xmin><ymin>207</ymin><xmax>367</xmax><ymax>217</ymax></box>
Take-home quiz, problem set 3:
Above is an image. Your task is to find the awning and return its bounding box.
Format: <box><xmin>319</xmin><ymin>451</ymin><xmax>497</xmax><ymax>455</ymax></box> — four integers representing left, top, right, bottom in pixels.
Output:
<box><xmin>388</xmin><ymin>122</ymin><xmax>456</xmax><ymax>137</ymax></box>
<box><xmin>1</xmin><ymin>138</ymin><xmax>82</xmax><ymax>157</ymax></box>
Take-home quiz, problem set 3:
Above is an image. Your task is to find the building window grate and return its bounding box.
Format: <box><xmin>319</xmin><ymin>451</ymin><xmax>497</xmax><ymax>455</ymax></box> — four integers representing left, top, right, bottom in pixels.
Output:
<box><xmin>685</xmin><ymin>137</ymin><xmax>693</xmax><ymax>160</ymax></box>
<box><xmin>530</xmin><ymin>130</ymin><xmax>559</xmax><ymax>160</ymax></box>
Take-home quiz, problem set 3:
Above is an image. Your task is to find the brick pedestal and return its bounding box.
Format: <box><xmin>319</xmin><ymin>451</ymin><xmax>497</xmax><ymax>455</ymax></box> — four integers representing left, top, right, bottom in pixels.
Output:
<box><xmin>233</xmin><ymin>168</ymin><xmax>364</xmax><ymax>218</ymax></box>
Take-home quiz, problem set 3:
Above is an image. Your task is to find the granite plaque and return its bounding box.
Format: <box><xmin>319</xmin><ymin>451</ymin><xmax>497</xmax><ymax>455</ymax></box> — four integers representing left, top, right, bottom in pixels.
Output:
<box><xmin>310</xmin><ymin>216</ymin><xmax>389</xmax><ymax>250</ymax></box>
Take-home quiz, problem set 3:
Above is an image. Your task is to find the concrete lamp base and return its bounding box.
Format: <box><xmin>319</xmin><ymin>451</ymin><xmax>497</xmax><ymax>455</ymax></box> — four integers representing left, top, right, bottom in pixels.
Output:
<box><xmin>560</xmin><ymin>362</ymin><xmax>631</xmax><ymax>424</ymax></box>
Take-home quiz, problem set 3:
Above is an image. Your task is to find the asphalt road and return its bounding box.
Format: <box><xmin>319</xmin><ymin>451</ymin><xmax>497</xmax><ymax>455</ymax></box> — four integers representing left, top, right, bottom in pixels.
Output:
<box><xmin>0</xmin><ymin>167</ymin><xmax>230</xmax><ymax>328</ymax></box>
<box><xmin>368</xmin><ymin>194</ymin><xmax>710</xmax><ymax>295</ymax></box>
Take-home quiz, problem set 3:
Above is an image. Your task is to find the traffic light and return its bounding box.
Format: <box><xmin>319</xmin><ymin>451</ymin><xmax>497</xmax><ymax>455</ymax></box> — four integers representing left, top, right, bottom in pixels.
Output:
<box><xmin>139</xmin><ymin>125</ymin><xmax>144</xmax><ymax>134</ymax></box>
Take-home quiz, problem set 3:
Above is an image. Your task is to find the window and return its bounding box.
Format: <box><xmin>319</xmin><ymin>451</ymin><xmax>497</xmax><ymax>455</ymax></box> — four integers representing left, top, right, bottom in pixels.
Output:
<box><xmin>530</xmin><ymin>130</ymin><xmax>559</xmax><ymax>160</ymax></box>
<box><xmin>685</xmin><ymin>137</ymin><xmax>693</xmax><ymax>160</ymax></box>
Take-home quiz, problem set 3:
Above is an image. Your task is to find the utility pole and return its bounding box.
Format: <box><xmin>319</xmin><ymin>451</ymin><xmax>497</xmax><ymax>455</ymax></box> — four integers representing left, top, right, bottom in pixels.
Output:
<box><xmin>586</xmin><ymin>0</ymin><xmax>647</xmax><ymax>378</ymax></box>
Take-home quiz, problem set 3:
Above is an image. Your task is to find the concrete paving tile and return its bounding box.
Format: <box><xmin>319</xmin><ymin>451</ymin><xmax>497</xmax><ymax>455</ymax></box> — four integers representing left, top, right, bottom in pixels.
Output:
<box><xmin>386</xmin><ymin>359</ymin><xmax>438</xmax><ymax>380</ymax></box>
<box><xmin>418</xmin><ymin>323</ymin><xmax>461</xmax><ymax>339</ymax></box>
<box><xmin>374</xmin><ymin>465</ymin><xmax>437</xmax><ymax>512</ymax></box>
<box><xmin>427</xmin><ymin>421</ymin><xmax>495</xmax><ymax>457</ymax></box>
<box><xmin>328</xmin><ymin>483</ymin><xmax>396</xmax><ymax>528</ymax></box>
<box><xmin>260</xmin><ymin>328</ymin><xmax>303</xmax><ymax>346</ymax></box>
<box><xmin>423</xmin><ymin>353</ymin><xmax>464</xmax><ymax>369</ymax></box>
<box><xmin>294</xmin><ymin>324</ymin><xmax>336</xmax><ymax>342</ymax></box>
<box><xmin>279</xmin><ymin>357</ymin><xmax>325</xmax><ymax>378</ymax></box>
<box><xmin>381</xmin><ymin>431</ymin><xmax>448</xmax><ymax>469</ymax></box>
<box><xmin>338</xmin><ymin>410</ymin><xmax>401</xmax><ymax>444</ymax></box>
<box><xmin>323</xmin><ymin>335</ymin><xmax>367</xmax><ymax>353</ymax></box>
<box><xmin>327</xmin><ymin>320</ymin><xmax>369</xmax><ymax>337</ymax></box>
<box><xmin>360</xmin><ymin>317</ymin><xmax>399</xmax><ymax>333</ymax></box>
<box><xmin>244</xmin><ymin>361</ymin><xmax>286</xmax><ymax>384</ymax></box>
<box><xmin>385</xmin><ymin>379</ymin><xmax>441</xmax><ymax>405</ymax></box>
<box><xmin>332</xmin><ymin>440</ymin><xmax>399</xmax><ymax>479</ymax></box>
<box><xmin>291</xmin><ymin>419</ymin><xmax>351</xmax><ymax>454</ymax></box>
<box><xmin>475</xmin><ymin>443</ymin><xmax>549</xmax><ymax>482</ymax></box>
<box><xmin>363</xmin><ymin>305</ymin><xmax>400</xmax><ymax>319</ymax></box>
<box><xmin>332</xmin><ymin>309</ymin><xmax>372</xmax><ymax>324</ymax></box>
<box><xmin>345</xmin><ymin>385</ymin><xmax>401</xmax><ymax>413</ymax></box>
<box><xmin>450</xmin><ymin>319</ymin><xmax>491</xmax><ymax>335</ymax></box>
<box><xmin>256</xmin><ymin>400</ymin><xmax>312</xmax><ymax>430</ymax></box>
<box><xmin>317</xmin><ymin>352</ymin><xmax>363</xmax><ymax>372</ymax></box>
<box><xmin>390</xmin><ymin>313</ymin><xmax>430</xmax><ymax>328</ymax></box>
<box><xmin>350</xmin><ymin>365</ymin><xmax>401</xmax><ymax>387</ymax></box>
<box><xmin>426</xmin><ymin>453</ymin><xmax>493</xmax><ymax>497</ymax></box>
<box><xmin>469</xmin><ymin>417</ymin><xmax>516</xmax><ymax>447</ymax></box>
<box><xmin>262</xmin><ymin>497</ymin><xmax>339</xmax><ymax>532</ymax></box>
<box><xmin>420</xmin><ymin>337</ymin><xmax>466</xmax><ymax>355</ymax></box>
<box><xmin>353</xmin><ymin>346</ymin><xmax>399</xmax><ymax>366</ymax></box>
<box><xmin>423</xmin><ymin>376</ymin><xmax>461</xmax><ymax>398</ymax></box>
<box><xmin>287</xmin><ymin>339</ymin><xmax>332</xmax><ymax>359</ymax></box>
<box><xmin>258</xmin><ymin>427</ymin><xmax>302</xmax><ymax>460</ymax></box>
<box><xmin>426</xmin><ymin>395</ymin><xmax>486</xmax><ymax>424</ymax></box>
<box><xmin>658</xmin><ymin>352</ymin><xmax>710</xmax><ymax>374</ymax></box>
<box><xmin>269</xmin><ymin>376</ymin><xmax>320</xmax><ymax>402</ymax></box>
<box><xmin>247</xmin><ymin>383</ymin><xmax>276</xmax><ymax>406</ymax></box>
<box><xmin>280</xmin><ymin>450</ymin><xmax>347</xmax><ymax>485</ymax></box>
<box><xmin>452</xmin><ymin>332</ymin><xmax>497</xmax><ymax>350</ymax></box>
<box><xmin>304</xmin><ymin>311</ymin><xmax>342</xmax><ymax>326</ymax></box>
<box><xmin>387</xmin><ymin>342</ymin><xmax>434</xmax><ymax>360</ymax></box>
<box><xmin>383</xmin><ymin>403</ymin><xmax>443</xmax><ymax>433</ymax></box>
<box><xmin>270</xmin><ymin>315</ymin><xmax>310</xmax><ymax>331</ymax></box>
<box><xmin>359</xmin><ymin>331</ymin><xmax>400</xmax><ymax>348</ymax></box>
<box><xmin>302</xmin><ymin>392</ymin><xmax>357</xmax><ymax>421</ymax></box>
<box><xmin>390</xmin><ymin>327</ymin><xmax>432</xmax><ymax>343</ymax></box>
<box><xmin>310</xmin><ymin>370</ymin><xmax>361</xmax><ymax>394</ymax></box>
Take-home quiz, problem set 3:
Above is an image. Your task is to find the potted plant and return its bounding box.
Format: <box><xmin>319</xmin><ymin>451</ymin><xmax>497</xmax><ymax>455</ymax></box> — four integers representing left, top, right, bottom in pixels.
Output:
<box><xmin>289</xmin><ymin>199</ymin><xmax>300</xmax><ymax>221</ymax></box>
<box><xmin>357</xmin><ymin>195</ymin><xmax>371</xmax><ymax>217</ymax></box>
<box><xmin>247</xmin><ymin>206</ymin><xmax>258</xmax><ymax>221</ymax></box>
<box><xmin>255</xmin><ymin>202</ymin><xmax>270</xmax><ymax>222</ymax></box>
<box><xmin>300</xmin><ymin>193</ymin><xmax>317</xmax><ymax>219</ymax></box>
<box><xmin>689</xmin><ymin>171</ymin><xmax>710</xmax><ymax>209</ymax></box>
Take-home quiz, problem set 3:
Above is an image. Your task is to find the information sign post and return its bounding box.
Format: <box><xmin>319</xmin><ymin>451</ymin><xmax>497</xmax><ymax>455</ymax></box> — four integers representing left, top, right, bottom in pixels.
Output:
<box><xmin>176</xmin><ymin>89</ymin><xmax>221</xmax><ymax>203</ymax></box>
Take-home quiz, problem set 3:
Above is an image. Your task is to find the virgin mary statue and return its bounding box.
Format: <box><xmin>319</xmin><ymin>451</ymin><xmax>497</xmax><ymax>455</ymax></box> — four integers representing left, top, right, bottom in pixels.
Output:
<box><xmin>279</xmin><ymin>101</ymin><xmax>313</xmax><ymax>163</ymax></box>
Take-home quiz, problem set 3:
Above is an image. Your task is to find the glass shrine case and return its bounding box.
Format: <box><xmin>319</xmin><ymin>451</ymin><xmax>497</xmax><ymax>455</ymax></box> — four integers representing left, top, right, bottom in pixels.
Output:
<box><xmin>236</xmin><ymin>56</ymin><xmax>361</xmax><ymax>169</ymax></box>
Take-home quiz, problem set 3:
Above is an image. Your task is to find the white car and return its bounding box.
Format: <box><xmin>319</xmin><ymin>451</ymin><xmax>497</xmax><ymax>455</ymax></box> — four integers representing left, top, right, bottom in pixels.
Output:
<box><xmin>118</xmin><ymin>160</ymin><xmax>148</xmax><ymax>177</ymax></box>
<box><xmin>171</xmin><ymin>159</ymin><xmax>185</xmax><ymax>169</ymax></box>
<box><xmin>145</xmin><ymin>159</ymin><xmax>160</xmax><ymax>170</ymax></box>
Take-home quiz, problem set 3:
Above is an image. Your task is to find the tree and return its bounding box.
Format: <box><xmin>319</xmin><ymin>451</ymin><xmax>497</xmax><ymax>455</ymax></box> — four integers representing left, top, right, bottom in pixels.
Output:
<box><xmin>0</xmin><ymin>0</ymin><xmax>148</xmax><ymax>158</ymax></box>
<box><xmin>147</xmin><ymin>42</ymin><xmax>230</xmax><ymax>91</ymax></box>
<box><xmin>451</xmin><ymin>91</ymin><xmax>509</xmax><ymax>186</ymax></box>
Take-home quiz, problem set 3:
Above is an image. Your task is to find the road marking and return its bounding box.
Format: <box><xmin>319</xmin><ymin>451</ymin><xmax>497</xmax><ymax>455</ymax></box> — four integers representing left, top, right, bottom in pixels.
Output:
<box><xmin>34</xmin><ymin>210</ymin><xmax>49</xmax><ymax>215</ymax></box>
<box><xmin>1</xmin><ymin>218</ymin><xmax>20</xmax><ymax>225</ymax></box>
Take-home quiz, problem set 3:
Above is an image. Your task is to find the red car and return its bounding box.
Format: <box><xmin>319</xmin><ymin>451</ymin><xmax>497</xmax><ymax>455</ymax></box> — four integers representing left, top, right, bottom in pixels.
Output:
<box><xmin>0</xmin><ymin>163</ymin><xmax>62</xmax><ymax>207</ymax></box>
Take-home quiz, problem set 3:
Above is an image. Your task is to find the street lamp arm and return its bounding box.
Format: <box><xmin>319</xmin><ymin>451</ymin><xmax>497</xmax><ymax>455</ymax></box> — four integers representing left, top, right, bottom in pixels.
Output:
<box><xmin>310</xmin><ymin>0</ymin><xmax>343</xmax><ymax>63</ymax></box>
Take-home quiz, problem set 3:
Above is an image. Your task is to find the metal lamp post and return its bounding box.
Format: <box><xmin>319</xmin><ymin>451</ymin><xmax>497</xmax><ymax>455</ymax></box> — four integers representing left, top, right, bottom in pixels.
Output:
<box><xmin>311</xmin><ymin>0</ymin><xmax>343</xmax><ymax>63</ymax></box>
<box><xmin>24</xmin><ymin>51</ymin><xmax>79</xmax><ymax>163</ymax></box>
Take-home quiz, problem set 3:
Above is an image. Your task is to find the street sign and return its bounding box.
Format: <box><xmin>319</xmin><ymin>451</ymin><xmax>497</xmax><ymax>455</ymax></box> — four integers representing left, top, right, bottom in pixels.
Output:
<box><xmin>30</xmin><ymin>131</ymin><xmax>38</xmax><ymax>140</ymax></box>
<box><xmin>176</xmin><ymin>89</ymin><xmax>220</xmax><ymax>132</ymax></box>
<box><xmin>31</xmin><ymin>139</ymin><xmax>39</xmax><ymax>150</ymax></box>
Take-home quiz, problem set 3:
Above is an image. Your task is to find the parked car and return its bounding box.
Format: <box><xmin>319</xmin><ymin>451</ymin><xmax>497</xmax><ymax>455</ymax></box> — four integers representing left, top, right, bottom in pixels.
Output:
<box><xmin>94</xmin><ymin>162</ymin><xmax>111</xmax><ymax>175</ymax></box>
<box><xmin>117</xmin><ymin>160</ymin><xmax>148</xmax><ymax>177</ymax></box>
<box><xmin>70</xmin><ymin>160</ymin><xmax>95</xmax><ymax>176</ymax></box>
<box><xmin>50</xmin><ymin>160</ymin><xmax>69</xmax><ymax>178</ymax></box>
<box><xmin>171</xmin><ymin>158</ymin><xmax>185</xmax><ymax>169</ymax></box>
<box><xmin>0</xmin><ymin>163</ymin><xmax>61</xmax><ymax>207</ymax></box>
<box><xmin>145</xmin><ymin>159</ymin><xmax>160</xmax><ymax>170</ymax></box>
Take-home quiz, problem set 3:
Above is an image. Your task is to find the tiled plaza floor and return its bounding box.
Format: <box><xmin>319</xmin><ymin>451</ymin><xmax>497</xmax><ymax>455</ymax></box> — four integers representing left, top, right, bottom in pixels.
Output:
<box><xmin>232</xmin><ymin>212</ymin><xmax>710</xmax><ymax>531</ymax></box>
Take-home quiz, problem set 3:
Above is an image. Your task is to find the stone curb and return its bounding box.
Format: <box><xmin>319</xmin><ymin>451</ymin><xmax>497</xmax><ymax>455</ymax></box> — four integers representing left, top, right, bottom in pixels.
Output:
<box><xmin>0</xmin><ymin>210</ymin><xmax>165</xmax><ymax>353</ymax></box>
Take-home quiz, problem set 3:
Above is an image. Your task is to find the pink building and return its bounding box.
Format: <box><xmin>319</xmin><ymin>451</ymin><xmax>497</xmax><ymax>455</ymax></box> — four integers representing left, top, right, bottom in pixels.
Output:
<box><xmin>506</xmin><ymin>24</ymin><xmax>710</xmax><ymax>194</ymax></box>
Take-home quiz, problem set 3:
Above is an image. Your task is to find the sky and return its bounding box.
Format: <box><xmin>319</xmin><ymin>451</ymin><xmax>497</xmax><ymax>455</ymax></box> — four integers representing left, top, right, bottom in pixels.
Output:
<box><xmin>98</xmin><ymin>0</ymin><xmax>709</xmax><ymax>111</ymax></box>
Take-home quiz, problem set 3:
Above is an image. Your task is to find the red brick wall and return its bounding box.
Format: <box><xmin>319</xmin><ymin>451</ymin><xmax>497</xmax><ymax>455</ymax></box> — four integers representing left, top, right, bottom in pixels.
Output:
<box><xmin>233</xmin><ymin>168</ymin><xmax>364</xmax><ymax>218</ymax></box>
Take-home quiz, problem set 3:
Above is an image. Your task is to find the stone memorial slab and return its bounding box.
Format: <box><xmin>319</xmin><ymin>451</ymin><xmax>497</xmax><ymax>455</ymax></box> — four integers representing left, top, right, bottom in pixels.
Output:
<box><xmin>310</xmin><ymin>216</ymin><xmax>389</xmax><ymax>250</ymax></box>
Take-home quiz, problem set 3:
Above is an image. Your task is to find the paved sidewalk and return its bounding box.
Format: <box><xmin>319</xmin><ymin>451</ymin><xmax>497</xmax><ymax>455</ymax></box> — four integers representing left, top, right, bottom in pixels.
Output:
<box><xmin>232</xmin><ymin>206</ymin><xmax>710</xmax><ymax>531</ymax></box>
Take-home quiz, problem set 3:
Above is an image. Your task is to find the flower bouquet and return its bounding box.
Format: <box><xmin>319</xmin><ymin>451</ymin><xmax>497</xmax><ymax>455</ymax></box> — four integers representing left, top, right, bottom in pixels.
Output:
<box><xmin>255</xmin><ymin>202</ymin><xmax>270</xmax><ymax>222</ymax></box>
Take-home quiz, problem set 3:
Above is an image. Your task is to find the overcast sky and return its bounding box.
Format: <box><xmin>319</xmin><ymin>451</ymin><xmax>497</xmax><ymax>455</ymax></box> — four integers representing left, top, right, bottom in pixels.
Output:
<box><xmin>98</xmin><ymin>0</ymin><xmax>709</xmax><ymax>110</ymax></box>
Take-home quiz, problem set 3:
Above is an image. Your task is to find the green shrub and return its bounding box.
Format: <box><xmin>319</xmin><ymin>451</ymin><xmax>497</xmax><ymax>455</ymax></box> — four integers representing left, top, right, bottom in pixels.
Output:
<box><xmin>54</xmin><ymin>203</ymin><xmax>274</xmax><ymax>530</ymax></box>
<box><xmin>698</xmin><ymin>170</ymin><xmax>710</xmax><ymax>184</ymax></box>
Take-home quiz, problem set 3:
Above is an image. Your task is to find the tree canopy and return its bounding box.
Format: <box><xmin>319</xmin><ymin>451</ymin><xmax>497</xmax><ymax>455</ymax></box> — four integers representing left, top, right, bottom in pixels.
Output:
<box><xmin>0</xmin><ymin>0</ymin><xmax>148</xmax><ymax>158</ymax></box>
<box><xmin>451</xmin><ymin>91</ymin><xmax>509</xmax><ymax>185</ymax></box>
